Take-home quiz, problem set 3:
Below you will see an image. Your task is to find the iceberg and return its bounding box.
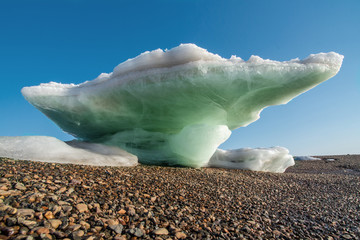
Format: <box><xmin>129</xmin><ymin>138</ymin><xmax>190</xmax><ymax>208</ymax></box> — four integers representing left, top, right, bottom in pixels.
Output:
<box><xmin>20</xmin><ymin>44</ymin><xmax>343</xmax><ymax>171</ymax></box>
<box><xmin>0</xmin><ymin>136</ymin><xmax>137</xmax><ymax>166</ymax></box>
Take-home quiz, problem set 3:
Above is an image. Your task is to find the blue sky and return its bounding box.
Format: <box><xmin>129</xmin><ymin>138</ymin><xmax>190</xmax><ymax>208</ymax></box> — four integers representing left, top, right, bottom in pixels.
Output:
<box><xmin>0</xmin><ymin>0</ymin><xmax>359</xmax><ymax>156</ymax></box>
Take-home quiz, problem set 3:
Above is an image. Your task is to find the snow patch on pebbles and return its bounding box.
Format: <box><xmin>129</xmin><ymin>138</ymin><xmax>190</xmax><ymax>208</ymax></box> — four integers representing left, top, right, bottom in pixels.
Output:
<box><xmin>0</xmin><ymin>136</ymin><xmax>137</xmax><ymax>166</ymax></box>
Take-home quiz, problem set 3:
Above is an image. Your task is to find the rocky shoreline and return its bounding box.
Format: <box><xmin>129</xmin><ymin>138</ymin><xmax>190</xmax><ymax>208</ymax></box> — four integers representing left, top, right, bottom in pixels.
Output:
<box><xmin>0</xmin><ymin>155</ymin><xmax>359</xmax><ymax>239</ymax></box>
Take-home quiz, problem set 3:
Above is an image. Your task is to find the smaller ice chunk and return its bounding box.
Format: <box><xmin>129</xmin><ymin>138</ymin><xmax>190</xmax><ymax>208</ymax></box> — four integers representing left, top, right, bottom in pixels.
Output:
<box><xmin>294</xmin><ymin>156</ymin><xmax>321</xmax><ymax>161</ymax></box>
<box><xmin>0</xmin><ymin>136</ymin><xmax>137</xmax><ymax>166</ymax></box>
<box><xmin>208</xmin><ymin>147</ymin><xmax>294</xmax><ymax>173</ymax></box>
<box><xmin>324</xmin><ymin>158</ymin><xmax>336</xmax><ymax>162</ymax></box>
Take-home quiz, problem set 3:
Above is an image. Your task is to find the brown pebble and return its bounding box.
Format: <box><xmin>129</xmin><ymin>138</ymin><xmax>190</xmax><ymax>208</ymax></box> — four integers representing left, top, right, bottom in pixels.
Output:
<box><xmin>44</xmin><ymin>211</ymin><xmax>54</xmax><ymax>220</ymax></box>
<box><xmin>49</xmin><ymin>219</ymin><xmax>62</xmax><ymax>229</ymax></box>
<box><xmin>153</xmin><ymin>228</ymin><xmax>169</xmax><ymax>235</ymax></box>
<box><xmin>76</xmin><ymin>203</ymin><xmax>88</xmax><ymax>213</ymax></box>
<box><xmin>73</xmin><ymin>230</ymin><xmax>84</xmax><ymax>237</ymax></box>
<box><xmin>0</xmin><ymin>155</ymin><xmax>359</xmax><ymax>239</ymax></box>
<box><xmin>15</xmin><ymin>182</ymin><xmax>26</xmax><ymax>191</ymax></box>
<box><xmin>17</xmin><ymin>219</ymin><xmax>37</xmax><ymax>229</ymax></box>
<box><xmin>58</xmin><ymin>187</ymin><xmax>67</xmax><ymax>193</ymax></box>
<box><xmin>94</xmin><ymin>226</ymin><xmax>103</xmax><ymax>232</ymax></box>
<box><xmin>0</xmin><ymin>190</ymin><xmax>21</xmax><ymax>197</ymax></box>
<box><xmin>80</xmin><ymin>220</ymin><xmax>91</xmax><ymax>230</ymax></box>
<box><xmin>36</xmin><ymin>227</ymin><xmax>50</xmax><ymax>234</ymax></box>
<box><xmin>175</xmin><ymin>232</ymin><xmax>187</xmax><ymax>239</ymax></box>
<box><xmin>113</xmin><ymin>235</ymin><xmax>126</xmax><ymax>240</ymax></box>
<box><xmin>17</xmin><ymin>209</ymin><xmax>35</xmax><ymax>218</ymax></box>
<box><xmin>118</xmin><ymin>209</ymin><xmax>126</xmax><ymax>215</ymax></box>
<box><xmin>68</xmin><ymin>224</ymin><xmax>82</xmax><ymax>231</ymax></box>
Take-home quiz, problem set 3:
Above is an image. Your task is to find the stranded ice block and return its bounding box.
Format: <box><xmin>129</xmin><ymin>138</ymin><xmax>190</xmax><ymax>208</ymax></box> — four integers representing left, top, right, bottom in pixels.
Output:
<box><xmin>21</xmin><ymin>44</ymin><xmax>343</xmax><ymax>171</ymax></box>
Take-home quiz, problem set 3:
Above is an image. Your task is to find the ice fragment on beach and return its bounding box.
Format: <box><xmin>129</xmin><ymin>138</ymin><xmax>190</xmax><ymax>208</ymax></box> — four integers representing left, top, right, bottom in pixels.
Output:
<box><xmin>209</xmin><ymin>147</ymin><xmax>294</xmax><ymax>173</ymax></box>
<box><xmin>294</xmin><ymin>156</ymin><xmax>321</xmax><ymax>161</ymax></box>
<box><xmin>0</xmin><ymin>136</ymin><xmax>137</xmax><ymax>166</ymax></box>
<box><xmin>21</xmin><ymin>44</ymin><xmax>343</xmax><ymax>170</ymax></box>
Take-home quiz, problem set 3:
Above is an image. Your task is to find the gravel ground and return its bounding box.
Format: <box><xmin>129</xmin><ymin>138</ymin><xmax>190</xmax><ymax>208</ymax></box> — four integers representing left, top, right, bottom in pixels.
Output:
<box><xmin>0</xmin><ymin>155</ymin><xmax>359</xmax><ymax>240</ymax></box>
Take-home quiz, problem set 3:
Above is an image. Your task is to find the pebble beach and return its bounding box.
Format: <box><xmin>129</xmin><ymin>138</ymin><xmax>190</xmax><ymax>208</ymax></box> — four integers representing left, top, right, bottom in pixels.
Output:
<box><xmin>0</xmin><ymin>155</ymin><xmax>359</xmax><ymax>240</ymax></box>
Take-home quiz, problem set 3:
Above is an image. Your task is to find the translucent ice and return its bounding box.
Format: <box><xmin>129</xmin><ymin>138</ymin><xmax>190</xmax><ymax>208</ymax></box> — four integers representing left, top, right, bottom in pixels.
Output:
<box><xmin>0</xmin><ymin>136</ymin><xmax>137</xmax><ymax>166</ymax></box>
<box><xmin>21</xmin><ymin>44</ymin><xmax>343</xmax><ymax>171</ymax></box>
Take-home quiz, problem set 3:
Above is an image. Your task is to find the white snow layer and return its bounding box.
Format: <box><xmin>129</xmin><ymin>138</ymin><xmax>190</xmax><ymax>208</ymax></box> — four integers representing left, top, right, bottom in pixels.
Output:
<box><xmin>0</xmin><ymin>136</ymin><xmax>137</xmax><ymax>166</ymax></box>
<box><xmin>209</xmin><ymin>147</ymin><xmax>294</xmax><ymax>173</ymax></box>
<box><xmin>21</xmin><ymin>43</ymin><xmax>343</xmax><ymax>98</ymax></box>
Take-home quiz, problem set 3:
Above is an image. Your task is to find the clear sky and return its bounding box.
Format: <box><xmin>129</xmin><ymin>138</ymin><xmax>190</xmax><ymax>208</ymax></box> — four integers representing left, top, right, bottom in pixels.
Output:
<box><xmin>1</xmin><ymin>0</ymin><xmax>359</xmax><ymax>156</ymax></box>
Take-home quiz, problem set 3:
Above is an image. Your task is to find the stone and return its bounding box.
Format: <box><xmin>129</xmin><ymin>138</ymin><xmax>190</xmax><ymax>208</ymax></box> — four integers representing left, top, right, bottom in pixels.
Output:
<box><xmin>113</xmin><ymin>236</ymin><xmax>126</xmax><ymax>240</ymax></box>
<box><xmin>175</xmin><ymin>232</ymin><xmax>187</xmax><ymax>239</ymax></box>
<box><xmin>36</xmin><ymin>227</ymin><xmax>50</xmax><ymax>234</ymax></box>
<box><xmin>57</xmin><ymin>187</ymin><xmax>67</xmax><ymax>193</ymax></box>
<box><xmin>39</xmin><ymin>233</ymin><xmax>52</xmax><ymax>240</ymax></box>
<box><xmin>153</xmin><ymin>228</ymin><xmax>169</xmax><ymax>235</ymax></box>
<box><xmin>17</xmin><ymin>209</ymin><xmax>35</xmax><ymax>218</ymax></box>
<box><xmin>44</xmin><ymin>211</ymin><xmax>54</xmax><ymax>220</ymax></box>
<box><xmin>72</xmin><ymin>230</ymin><xmax>84</xmax><ymax>237</ymax></box>
<box><xmin>80</xmin><ymin>220</ymin><xmax>91</xmax><ymax>230</ymax></box>
<box><xmin>6</xmin><ymin>217</ymin><xmax>17</xmax><ymax>226</ymax></box>
<box><xmin>133</xmin><ymin>228</ymin><xmax>144</xmax><ymax>237</ymax></box>
<box><xmin>108</xmin><ymin>224</ymin><xmax>123</xmax><ymax>234</ymax></box>
<box><xmin>52</xmin><ymin>205</ymin><xmax>61</xmax><ymax>215</ymax></box>
<box><xmin>27</xmin><ymin>193</ymin><xmax>45</xmax><ymax>203</ymax></box>
<box><xmin>76</xmin><ymin>203</ymin><xmax>88</xmax><ymax>213</ymax></box>
<box><xmin>61</xmin><ymin>205</ymin><xmax>72</xmax><ymax>214</ymax></box>
<box><xmin>7</xmin><ymin>207</ymin><xmax>17</xmax><ymax>215</ymax></box>
<box><xmin>66</xmin><ymin>188</ymin><xmax>74</xmax><ymax>195</ymax></box>
<box><xmin>52</xmin><ymin>231</ymin><xmax>66</xmax><ymax>238</ymax></box>
<box><xmin>58</xmin><ymin>201</ymin><xmax>70</xmax><ymax>206</ymax></box>
<box><xmin>48</xmin><ymin>219</ymin><xmax>62</xmax><ymax>229</ymax></box>
<box><xmin>106</xmin><ymin>219</ymin><xmax>118</xmax><ymax>226</ymax></box>
<box><xmin>68</xmin><ymin>224</ymin><xmax>82</xmax><ymax>231</ymax></box>
<box><xmin>0</xmin><ymin>190</ymin><xmax>21</xmax><ymax>197</ymax></box>
<box><xmin>118</xmin><ymin>209</ymin><xmax>126</xmax><ymax>215</ymax></box>
<box><xmin>127</xmin><ymin>207</ymin><xmax>136</xmax><ymax>216</ymax></box>
<box><xmin>19</xmin><ymin>227</ymin><xmax>28</xmax><ymax>235</ymax></box>
<box><xmin>18</xmin><ymin>218</ymin><xmax>37</xmax><ymax>229</ymax></box>
<box><xmin>15</xmin><ymin>182</ymin><xmax>26</xmax><ymax>190</ymax></box>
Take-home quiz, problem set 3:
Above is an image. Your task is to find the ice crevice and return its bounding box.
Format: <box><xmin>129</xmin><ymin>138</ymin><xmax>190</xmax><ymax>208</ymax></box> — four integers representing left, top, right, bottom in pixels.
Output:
<box><xmin>3</xmin><ymin>44</ymin><xmax>343</xmax><ymax>172</ymax></box>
